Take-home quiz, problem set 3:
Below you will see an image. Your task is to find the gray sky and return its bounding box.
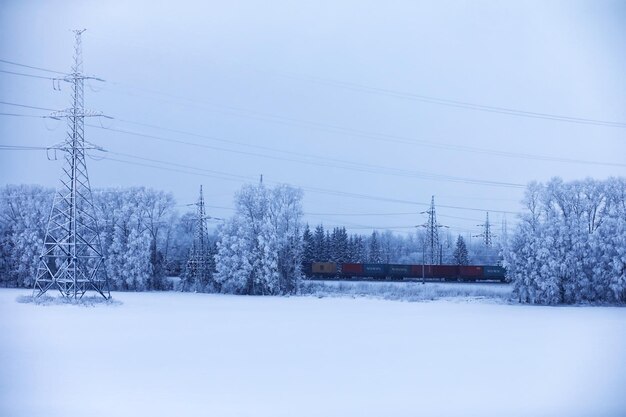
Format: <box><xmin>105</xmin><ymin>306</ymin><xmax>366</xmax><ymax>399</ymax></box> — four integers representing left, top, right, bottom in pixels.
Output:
<box><xmin>1</xmin><ymin>0</ymin><xmax>625</xmax><ymax>238</ymax></box>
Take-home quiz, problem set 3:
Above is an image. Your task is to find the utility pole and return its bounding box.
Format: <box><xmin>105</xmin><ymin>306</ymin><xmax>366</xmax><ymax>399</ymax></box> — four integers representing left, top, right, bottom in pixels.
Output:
<box><xmin>474</xmin><ymin>212</ymin><xmax>495</xmax><ymax>247</ymax></box>
<box><xmin>33</xmin><ymin>29</ymin><xmax>110</xmax><ymax>300</ymax></box>
<box><xmin>418</xmin><ymin>196</ymin><xmax>448</xmax><ymax>265</ymax></box>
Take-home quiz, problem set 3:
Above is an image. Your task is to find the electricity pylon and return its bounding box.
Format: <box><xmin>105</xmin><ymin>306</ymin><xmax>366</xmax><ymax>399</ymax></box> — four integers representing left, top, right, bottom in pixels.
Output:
<box><xmin>419</xmin><ymin>196</ymin><xmax>447</xmax><ymax>265</ymax></box>
<box><xmin>183</xmin><ymin>185</ymin><xmax>216</xmax><ymax>291</ymax></box>
<box><xmin>501</xmin><ymin>214</ymin><xmax>508</xmax><ymax>245</ymax></box>
<box><xmin>474</xmin><ymin>212</ymin><xmax>495</xmax><ymax>247</ymax></box>
<box><xmin>33</xmin><ymin>29</ymin><xmax>110</xmax><ymax>299</ymax></box>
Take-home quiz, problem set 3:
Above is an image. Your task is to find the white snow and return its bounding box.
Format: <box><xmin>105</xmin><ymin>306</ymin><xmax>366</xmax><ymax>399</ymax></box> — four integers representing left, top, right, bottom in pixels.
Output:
<box><xmin>1</xmin><ymin>288</ymin><xmax>625</xmax><ymax>417</ymax></box>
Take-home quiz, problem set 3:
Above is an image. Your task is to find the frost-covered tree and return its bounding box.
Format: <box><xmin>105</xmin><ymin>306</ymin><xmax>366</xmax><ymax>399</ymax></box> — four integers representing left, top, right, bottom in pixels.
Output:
<box><xmin>215</xmin><ymin>216</ymin><xmax>254</xmax><ymax>294</ymax></box>
<box><xmin>139</xmin><ymin>188</ymin><xmax>176</xmax><ymax>290</ymax></box>
<box><xmin>166</xmin><ymin>211</ymin><xmax>196</xmax><ymax>276</ymax></box>
<box><xmin>589</xmin><ymin>178</ymin><xmax>626</xmax><ymax>302</ymax></box>
<box><xmin>0</xmin><ymin>185</ymin><xmax>180</xmax><ymax>291</ymax></box>
<box><xmin>94</xmin><ymin>187</ymin><xmax>173</xmax><ymax>291</ymax></box>
<box><xmin>379</xmin><ymin>230</ymin><xmax>397</xmax><ymax>264</ymax></box>
<box><xmin>123</xmin><ymin>228</ymin><xmax>153</xmax><ymax>290</ymax></box>
<box><xmin>214</xmin><ymin>183</ymin><xmax>304</xmax><ymax>295</ymax></box>
<box><xmin>503</xmin><ymin>177</ymin><xmax>626</xmax><ymax>304</ymax></box>
<box><xmin>267</xmin><ymin>185</ymin><xmax>305</xmax><ymax>293</ymax></box>
<box><xmin>0</xmin><ymin>185</ymin><xmax>53</xmax><ymax>287</ymax></box>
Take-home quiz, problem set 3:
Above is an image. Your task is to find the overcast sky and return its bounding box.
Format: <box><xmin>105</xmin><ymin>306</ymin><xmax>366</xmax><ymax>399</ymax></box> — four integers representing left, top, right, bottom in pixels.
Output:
<box><xmin>1</xmin><ymin>0</ymin><xmax>625</xmax><ymax>239</ymax></box>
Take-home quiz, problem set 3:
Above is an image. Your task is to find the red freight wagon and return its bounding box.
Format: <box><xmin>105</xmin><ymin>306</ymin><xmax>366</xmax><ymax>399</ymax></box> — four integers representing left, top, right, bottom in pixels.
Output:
<box><xmin>410</xmin><ymin>265</ymin><xmax>434</xmax><ymax>278</ymax></box>
<box><xmin>340</xmin><ymin>263</ymin><xmax>363</xmax><ymax>276</ymax></box>
<box><xmin>432</xmin><ymin>265</ymin><xmax>459</xmax><ymax>279</ymax></box>
<box><xmin>460</xmin><ymin>265</ymin><xmax>483</xmax><ymax>278</ymax></box>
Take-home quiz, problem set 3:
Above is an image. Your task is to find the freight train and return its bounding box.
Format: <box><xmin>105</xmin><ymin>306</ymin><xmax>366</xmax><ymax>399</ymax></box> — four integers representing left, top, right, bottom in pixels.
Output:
<box><xmin>305</xmin><ymin>262</ymin><xmax>506</xmax><ymax>282</ymax></box>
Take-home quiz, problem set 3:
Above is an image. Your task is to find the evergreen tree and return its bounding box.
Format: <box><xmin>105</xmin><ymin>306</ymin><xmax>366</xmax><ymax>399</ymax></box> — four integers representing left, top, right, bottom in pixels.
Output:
<box><xmin>368</xmin><ymin>231</ymin><xmax>382</xmax><ymax>263</ymax></box>
<box><xmin>324</xmin><ymin>230</ymin><xmax>332</xmax><ymax>261</ymax></box>
<box><xmin>313</xmin><ymin>224</ymin><xmax>325</xmax><ymax>262</ymax></box>
<box><xmin>452</xmin><ymin>235</ymin><xmax>469</xmax><ymax>265</ymax></box>
<box><xmin>302</xmin><ymin>224</ymin><xmax>314</xmax><ymax>264</ymax></box>
<box><xmin>331</xmin><ymin>227</ymin><xmax>349</xmax><ymax>263</ymax></box>
<box><xmin>353</xmin><ymin>235</ymin><xmax>366</xmax><ymax>262</ymax></box>
<box><xmin>347</xmin><ymin>235</ymin><xmax>356</xmax><ymax>262</ymax></box>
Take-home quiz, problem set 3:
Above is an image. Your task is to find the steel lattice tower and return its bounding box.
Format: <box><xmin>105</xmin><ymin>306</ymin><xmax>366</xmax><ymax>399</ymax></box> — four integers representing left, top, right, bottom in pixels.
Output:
<box><xmin>183</xmin><ymin>185</ymin><xmax>213</xmax><ymax>291</ymax></box>
<box><xmin>475</xmin><ymin>212</ymin><xmax>494</xmax><ymax>247</ymax></box>
<box><xmin>420</xmin><ymin>196</ymin><xmax>446</xmax><ymax>265</ymax></box>
<box><xmin>33</xmin><ymin>29</ymin><xmax>109</xmax><ymax>299</ymax></box>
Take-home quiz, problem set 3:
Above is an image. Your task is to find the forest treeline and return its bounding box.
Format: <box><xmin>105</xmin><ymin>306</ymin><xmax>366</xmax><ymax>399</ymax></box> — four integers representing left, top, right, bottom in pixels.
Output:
<box><xmin>0</xmin><ymin>183</ymin><xmax>496</xmax><ymax>291</ymax></box>
<box><xmin>1</xmin><ymin>177</ymin><xmax>624</xmax><ymax>304</ymax></box>
<box><xmin>504</xmin><ymin>177</ymin><xmax>626</xmax><ymax>304</ymax></box>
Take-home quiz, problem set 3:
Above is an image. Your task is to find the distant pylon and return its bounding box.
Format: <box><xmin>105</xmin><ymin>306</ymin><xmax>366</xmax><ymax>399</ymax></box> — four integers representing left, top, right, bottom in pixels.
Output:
<box><xmin>183</xmin><ymin>185</ymin><xmax>213</xmax><ymax>291</ymax></box>
<box><xmin>33</xmin><ymin>29</ymin><xmax>109</xmax><ymax>299</ymax></box>
<box><xmin>501</xmin><ymin>214</ymin><xmax>508</xmax><ymax>244</ymax></box>
<box><xmin>474</xmin><ymin>212</ymin><xmax>495</xmax><ymax>247</ymax></box>
<box><xmin>420</xmin><ymin>196</ymin><xmax>447</xmax><ymax>265</ymax></box>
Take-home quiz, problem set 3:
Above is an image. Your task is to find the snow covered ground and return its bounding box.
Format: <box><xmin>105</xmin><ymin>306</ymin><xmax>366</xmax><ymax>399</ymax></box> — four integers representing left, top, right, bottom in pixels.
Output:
<box><xmin>302</xmin><ymin>279</ymin><xmax>513</xmax><ymax>302</ymax></box>
<box><xmin>1</xmin><ymin>288</ymin><xmax>625</xmax><ymax>417</ymax></box>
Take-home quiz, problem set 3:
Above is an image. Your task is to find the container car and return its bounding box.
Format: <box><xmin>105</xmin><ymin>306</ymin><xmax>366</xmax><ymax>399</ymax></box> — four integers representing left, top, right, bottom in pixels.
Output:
<box><xmin>308</xmin><ymin>262</ymin><xmax>506</xmax><ymax>282</ymax></box>
<box><xmin>311</xmin><ymin>262</ymin><xmax>337</xmax><ymax>276</ymax></box>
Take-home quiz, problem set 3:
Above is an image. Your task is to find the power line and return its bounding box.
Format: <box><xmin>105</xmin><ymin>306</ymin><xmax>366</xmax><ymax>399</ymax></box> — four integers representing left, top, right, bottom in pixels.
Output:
<box><xmin>14</xmin><ymin>139</ymin><xmax>519</xmax><ymax>214</ymax></box>
<box><xmin>273</xmin><ymin>71</ymin><xmax>626</xmax><ymax>128</ymax></box>
<box><xmin>91</xmin><ymin>148</ymin><xmax>519</xmax><ymax>214</ymax></box>
<box><xmin>0</xmin><ymin>145</ymin><xmax>51</xmax><ymax>150</ymax></box>
<box><xmin>85</xmin><ymin>35</ymin><xmax>626</xmax><ymax>128</ymax></box>
<box><xmin>3</xmin><ymin>58</ymin><xmax>624</xmax><ymax>168</ymax></box>
<box><xmin>92</xmin><ymin>158</ymin><xmax>443</xmax><ymax>235</ymax></box>
<box><xmin>91</xmin><ymin>123</ymin><xmax>525</xmax><ymax>189</ymax></box>
<box><xmin>2</xmin><ymin>90</ymin><xmax>624</xmax><ymax>170</ymax></box>
<box><xmin>8</xmin><ymin>45</ymin><xmax>615</xmax><ymax>128</ymax></box>
<box><xmin>306</xmin><ymin>210</ymin><xmax>486</xmax><ymax>223</ymax></box>
<box><xmin>109</xmin><ymin>121</ymin><xmax>529</xmax><ymax>187</ymax></box>
<box><xmin>103</xmin><ymin>86</ymin><xmax>626</xmax><ymax>168</ymax></box>
<box><xmin>307</xmin><ymin>211</ymin><xmax>420</xmax><ymax>217</ymax></box>
<box><xmin>104</xmin><ymin>150</ymin><xmax>254</xmax><ymax>183</ymax></box>
<box><xmin>0</xmin><ymin>100</ymin><xmax>57</xmax><ymax>112</ymax></box>
<box><xmin>0</xmin><ymin>112</ymin><xmax>53</xmax><ymax>119</ymax></box>
<box><xmin>97</xmin><ymin>154</ymin><xmax>254</xmax><ymax>184</ymax></box>
<box><xmin>0</xmin><ymin>69</ymin><xmax>56</xmax><ymax>80</ymax></box>
<box><xmin>0</xmin><ymin>58</ymin><xmax>67</xmax><ymax>75</ymax></box>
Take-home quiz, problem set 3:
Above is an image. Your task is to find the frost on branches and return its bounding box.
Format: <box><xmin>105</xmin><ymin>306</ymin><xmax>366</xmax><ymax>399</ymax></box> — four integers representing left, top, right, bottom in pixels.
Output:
<box><xmin>0</xmin><ymin>185</ymin><xmax>180</xmax><ymax>291</ymax></box>
<box><xmin>215</xmin><ymin>183</ymin><xmax>304</xmax><ymax>295</ymax></box>
<box><xmin>0</xmin><ymin>185</ymin><xmax>52</xmax><ymax>287</ymax></box>
<box><xmin>503</xmin><ymin>177</ymin><xmax>626</xmax><ymax>304</ymax></box>
<box><xmin>94</xmin><ymin>187</ymin><xmax>176</xmax><ymax>291</ymax></box>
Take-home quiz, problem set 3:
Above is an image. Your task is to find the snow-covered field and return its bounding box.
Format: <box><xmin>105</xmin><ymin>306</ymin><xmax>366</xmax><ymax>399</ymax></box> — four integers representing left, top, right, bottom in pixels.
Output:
<box><xmin>303</xmin><ymin>279</ymin><xmax>513</xmax><ymax>302</ymax></box>
<box><xmin>1</xmin><ymin>288</ymin><xmax>625</xmax><ymax>417</ymax></box>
